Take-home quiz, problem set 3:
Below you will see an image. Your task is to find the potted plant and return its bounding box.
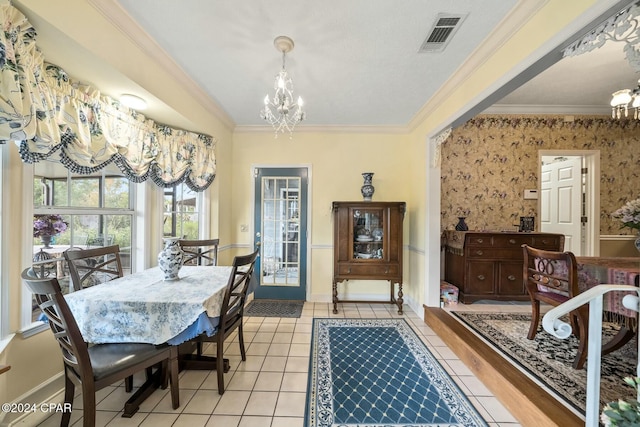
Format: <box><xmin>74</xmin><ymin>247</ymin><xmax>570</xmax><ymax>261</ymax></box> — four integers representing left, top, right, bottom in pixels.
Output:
<box><xmin>33</xmin><ymin>214</ymin><xmax>68</xmax><ymax>248</ymax></box>
<box><xmin>611</xmin><ymin>197</ymin><xmax>640</xmax><ymax>254</ymax></box>
<box><xmin>601</xmin><ymin>377</ymin><xmax>640</xmax><ymax>426</ymax></box>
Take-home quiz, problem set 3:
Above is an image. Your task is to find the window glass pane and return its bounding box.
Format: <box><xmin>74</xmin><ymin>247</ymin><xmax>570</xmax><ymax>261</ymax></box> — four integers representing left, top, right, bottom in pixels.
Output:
<box><xmin>104</xmin><ymin>163</ymin><xmax>129</xmax><ymax>209</ymax></box>
<box><xmin>70</xmin><ymin>176</ymin><xmax>100</xmax><ymax>207</ymax></box>
<box><xmin>33</xmin><ymin>157</ymin><xmax>69</xmax><ymax>207</ymax></box>
<box><xmin>163</xmin><ymin>183</ymin><xmax>200</xmax><ymax>238</ymax></box>
<box><xmin>105</xmin><ymin>177</ymin><xmax>130</xmax><ymax>209</ymax></box>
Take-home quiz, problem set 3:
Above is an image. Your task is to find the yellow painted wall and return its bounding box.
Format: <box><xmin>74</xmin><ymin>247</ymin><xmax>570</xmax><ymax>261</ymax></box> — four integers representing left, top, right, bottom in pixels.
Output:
<box><xmin>230</xmin><ymin>131</ymin><xmax>412</xmax><ymax>303</ymax></box>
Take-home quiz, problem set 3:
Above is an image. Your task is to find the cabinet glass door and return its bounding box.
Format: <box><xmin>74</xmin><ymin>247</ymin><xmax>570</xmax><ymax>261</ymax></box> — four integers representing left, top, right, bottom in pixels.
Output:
<box><xmin>352</xmin><ymin>208</ymin><xmax>384</xmax><ymax>260</ymax></box>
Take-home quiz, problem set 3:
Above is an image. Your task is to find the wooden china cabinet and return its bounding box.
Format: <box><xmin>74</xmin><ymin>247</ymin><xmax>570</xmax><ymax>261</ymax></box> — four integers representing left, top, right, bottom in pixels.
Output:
<box><xmin>332</xmin><ymin>201</ymin><xmax>406</xmax><ymax>314</ymax></box>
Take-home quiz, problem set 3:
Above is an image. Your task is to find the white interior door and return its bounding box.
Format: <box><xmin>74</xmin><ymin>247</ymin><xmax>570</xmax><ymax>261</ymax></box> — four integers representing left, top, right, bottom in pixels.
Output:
<box><xmin>540</xmin><ymin>156</ymin><xmax>583</xmax><ymax>254</ymax></box>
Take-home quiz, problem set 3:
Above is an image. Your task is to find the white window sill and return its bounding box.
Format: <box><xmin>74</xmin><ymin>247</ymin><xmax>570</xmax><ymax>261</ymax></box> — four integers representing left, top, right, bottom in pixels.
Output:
<box><xmin>18</xmin><ymin>321</ymin><xmax>49</xmax><ymax>339</ymax></box>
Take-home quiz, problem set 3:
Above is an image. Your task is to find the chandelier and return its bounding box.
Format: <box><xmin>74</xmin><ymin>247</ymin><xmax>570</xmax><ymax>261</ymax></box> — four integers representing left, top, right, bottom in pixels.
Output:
<box><xmin>260</xmin><ymin>36</ymin><xmax>305</xmax><ymax>137</ymax></box>
<box><xmin>611</xmin><ymin>79</ymin><xmax>640</xmax><ymax>119</ymax></box>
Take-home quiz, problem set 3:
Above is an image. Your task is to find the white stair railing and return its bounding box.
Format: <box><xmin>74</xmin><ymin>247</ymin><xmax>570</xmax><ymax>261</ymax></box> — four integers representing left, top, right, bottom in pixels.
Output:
<box><xmin>543</xmin><ymin>284</ymin><xmax>640</xmax><ymax>427</ymax></box>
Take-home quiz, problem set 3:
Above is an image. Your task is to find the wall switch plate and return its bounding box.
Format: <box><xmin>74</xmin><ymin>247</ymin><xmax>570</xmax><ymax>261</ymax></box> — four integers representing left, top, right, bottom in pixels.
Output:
<box><xmin>524</xmin><ymin>189</ymin><xmax>538</xmax><ymax>200</ymax></box>
<box><xmin>240</xmin><ymin>224</ymin><xmax>248</xmax><ymax>232</ymax></box>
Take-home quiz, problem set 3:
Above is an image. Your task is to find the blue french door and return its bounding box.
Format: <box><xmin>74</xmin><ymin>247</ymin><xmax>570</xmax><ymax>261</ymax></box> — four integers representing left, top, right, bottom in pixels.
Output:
<box><xmin>253</xmin><ymin>167</ymin><xmax>308</xmax><ymax>300</ymax></box>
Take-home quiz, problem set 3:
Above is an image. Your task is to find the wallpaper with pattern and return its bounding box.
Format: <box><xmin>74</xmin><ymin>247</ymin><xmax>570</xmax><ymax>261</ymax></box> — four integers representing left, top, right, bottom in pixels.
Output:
<box><xmin>441</xmin><ymin>115</ymin><xmax>640</xmax><ymax>234</ymax></box>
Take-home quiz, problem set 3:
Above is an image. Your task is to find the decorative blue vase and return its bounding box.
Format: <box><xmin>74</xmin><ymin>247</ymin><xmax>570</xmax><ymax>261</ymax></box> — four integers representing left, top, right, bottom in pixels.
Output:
<box><xmin>361</xmin><ymin>172</ymin><xmax>375</xmax><ymax>201</ymax></box>
<box><xmin>158</xmin><ymin>237</ymin><xmax>184</xmax><ymax>281</ymax></box>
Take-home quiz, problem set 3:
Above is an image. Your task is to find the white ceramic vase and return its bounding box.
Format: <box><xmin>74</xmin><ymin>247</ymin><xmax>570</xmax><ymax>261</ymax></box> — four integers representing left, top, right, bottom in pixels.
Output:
<box><xmin>158</xmin><ymin>237</ymin><xmax>184</xmax><ymax>281</ymax></box>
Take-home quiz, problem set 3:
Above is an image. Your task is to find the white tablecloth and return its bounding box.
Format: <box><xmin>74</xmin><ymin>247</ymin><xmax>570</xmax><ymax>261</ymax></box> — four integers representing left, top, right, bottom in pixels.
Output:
<box><xmin>65</xmin><ymin>266</ymin><xmax>233</xmax><ymax>345</ymax></box>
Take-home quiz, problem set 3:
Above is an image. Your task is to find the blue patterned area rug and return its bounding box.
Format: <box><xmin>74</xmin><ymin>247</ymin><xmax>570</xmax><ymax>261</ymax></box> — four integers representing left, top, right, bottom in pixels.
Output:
<box><xmin>305</xmin><ymin>318</ymin><xmax>488</xmax><ymax>427</ymax></box>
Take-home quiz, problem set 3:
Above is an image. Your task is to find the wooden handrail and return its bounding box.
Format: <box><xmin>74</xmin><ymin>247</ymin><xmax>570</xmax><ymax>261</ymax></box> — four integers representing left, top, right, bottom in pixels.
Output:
<box><xmin>542</xmin><ymin>284</ymin><xmax>640</xmax><ymax>427</ymax></box>
<box><xmin>0</xmin><ymin>365</ymin><xmax>10</xmax><ymax>375</ymax></box>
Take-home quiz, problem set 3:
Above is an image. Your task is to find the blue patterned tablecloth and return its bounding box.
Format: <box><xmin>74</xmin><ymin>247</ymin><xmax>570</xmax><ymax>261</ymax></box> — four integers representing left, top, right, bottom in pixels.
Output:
<box><xmin>65</xmin><ymin>266</ymin><xmax>233</xmax><ymax>345</ymax></box>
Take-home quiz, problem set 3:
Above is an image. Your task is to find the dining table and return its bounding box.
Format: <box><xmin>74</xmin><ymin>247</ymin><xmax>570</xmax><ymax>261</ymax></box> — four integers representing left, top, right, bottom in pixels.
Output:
<box><xmin>575</xmin><ymin>256</ymin><xmax>640</xmax><ymax>354</ymax></box>
<box><xmin>64</xmin><ymin>265</ymin><xmax>236</xmax><ymax>417</ymax></box>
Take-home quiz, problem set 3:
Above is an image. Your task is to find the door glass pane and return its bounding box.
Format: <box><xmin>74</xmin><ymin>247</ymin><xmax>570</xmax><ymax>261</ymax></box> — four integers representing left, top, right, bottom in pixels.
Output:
<box><xmin>353</xmin><ymin>208</ymin><xmax>383</xmax><ymax>260</ymax></box>
<box><xmin>261</xmin><ymin>177</ymin><xmax>300</xmax><ymax>286</ymax></box>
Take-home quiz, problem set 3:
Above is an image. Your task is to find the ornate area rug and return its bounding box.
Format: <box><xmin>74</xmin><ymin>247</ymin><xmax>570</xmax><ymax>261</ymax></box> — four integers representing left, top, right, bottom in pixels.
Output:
<box><xmin>451</xmin><ymin>312</ymin><xmax>637</xmax><ymax>414</ymax></box>
<box><xmin>244</xmin><ymin>299</ymin><xmax>304</xmax><ymax>318</ymax></box>
<box><xmin>305</xmin><ymin>318</ymin><xmax>488</xmax><ymax>427</ymax></box>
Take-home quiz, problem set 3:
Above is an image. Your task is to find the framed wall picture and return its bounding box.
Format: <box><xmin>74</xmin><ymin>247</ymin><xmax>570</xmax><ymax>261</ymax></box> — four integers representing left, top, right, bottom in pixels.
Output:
<box><xmin>519</xmin><ymin>216</ymin><xmax>535</xmax><ymax>232</ymax></box>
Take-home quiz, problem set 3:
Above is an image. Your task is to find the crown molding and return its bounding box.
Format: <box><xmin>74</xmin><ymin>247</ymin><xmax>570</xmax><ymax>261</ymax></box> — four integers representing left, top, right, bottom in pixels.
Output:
<box><xmin>483</xmin><ymin>104</ymin><xmax>611</xmax><ymax>115</ymax></box>
<box><xmin>88</xmin><ymin>0</ymin><xmax>235</xmax><ymax>130</ymax></box>
<box><xmin>233</xmin><ymin>125</ymin><xmax>409</xmax><ymax>135</ymax></box>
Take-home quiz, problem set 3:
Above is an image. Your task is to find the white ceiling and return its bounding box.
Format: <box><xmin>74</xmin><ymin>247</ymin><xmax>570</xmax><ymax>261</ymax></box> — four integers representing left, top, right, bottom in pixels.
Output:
<box><xmin>13</xmin><ymin>1</ymin><xmax>640</xmax><ymax>130</ymax></box>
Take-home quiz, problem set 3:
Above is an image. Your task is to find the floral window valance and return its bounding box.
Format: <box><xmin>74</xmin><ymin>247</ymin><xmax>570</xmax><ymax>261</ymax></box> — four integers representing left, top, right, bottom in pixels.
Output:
<box><xmin>0</xmin><ymin>2</ymin><xmax>216</xmax><ymax>191</ymax></box>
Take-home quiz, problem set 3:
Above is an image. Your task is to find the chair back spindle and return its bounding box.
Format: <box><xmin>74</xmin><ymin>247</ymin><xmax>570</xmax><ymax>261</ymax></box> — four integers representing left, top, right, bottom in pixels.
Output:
<box><xmin>64</xmin><ymin>245</ymin><xmax>124</xmax><ymax>291</ymax></box>
<box><xmin>179</xmin><ymin>239</ymin><xmax>220</xmax><ymax>266</ymax></box>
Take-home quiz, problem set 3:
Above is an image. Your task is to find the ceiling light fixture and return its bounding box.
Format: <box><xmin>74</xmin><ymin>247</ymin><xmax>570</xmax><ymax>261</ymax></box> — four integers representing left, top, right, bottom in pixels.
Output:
<box><xmin>610</xmin><ymin>79</ymin><xmax>640</xmax><ymax>119</ymax></box>
<box><xmin>260</xmin><ymin>36</ymin><xmax>305</xmax><ymax>138</ymax></box>
<box><xmin>119</xmin><ymin>94</ymin><xmax>147</xmax><ymax>110</ymax></box>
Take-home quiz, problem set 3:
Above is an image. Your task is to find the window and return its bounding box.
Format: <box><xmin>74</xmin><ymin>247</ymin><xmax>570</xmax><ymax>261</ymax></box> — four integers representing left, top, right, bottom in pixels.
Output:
<box><xmin>0</xmin><ymin>146</ymin><xmax>6</xmax><ymax>341</ymax></box>
<box><xmin>163</xmin><ymin>183</ymin><xmax>201</xmax><ymax>239</ymax></box>
<box><xmin>31</xmin><ymin>155</ymin><xmax>135</xmax><ymax>320</ymax></box>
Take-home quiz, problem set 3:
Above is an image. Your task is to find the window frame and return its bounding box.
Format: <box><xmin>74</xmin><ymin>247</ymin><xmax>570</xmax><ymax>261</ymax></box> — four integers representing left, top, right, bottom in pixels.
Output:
<box><xmin>21</xmin><ymin>161</ymin><xmax>139</xmax><ymax>332</ymax></box>
<box><xmin>0</xmin><ymin>146</ymin><xmax>11</xmax><ymax>348</ymax></box>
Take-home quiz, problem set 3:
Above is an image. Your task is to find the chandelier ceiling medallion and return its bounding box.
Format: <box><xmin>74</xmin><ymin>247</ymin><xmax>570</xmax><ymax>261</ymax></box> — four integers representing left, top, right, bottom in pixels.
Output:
<box><xmin>260</xmin><ymin>36</ymin><xmax>306</xmax><ymax>137</ymax></box>
<box><xmin>611</xmin><ymin>79</ymin><xmax>640</xmax><ymax>119</ymax></box>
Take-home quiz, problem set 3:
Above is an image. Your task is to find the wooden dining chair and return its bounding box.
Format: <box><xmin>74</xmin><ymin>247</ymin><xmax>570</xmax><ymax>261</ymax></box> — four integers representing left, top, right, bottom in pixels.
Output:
<box><xmin>21</xmin><ymin>268</ymin><xmax>179</xmax><ymax>427</ymax></box>
<box><xmin>179</xmin><ymin>238</ymin><xmax>220</xmax><ymax>266</ymax></box>
<box><xmin>181</xmin><ymin>248</ymin><xmax>259</xmax><ymax>394</ymax></box>
<box><xmin>522</xmin><ymin>244</ymin><xmax>589</xmax><ymax>369</ymax></box>
<box><xmin>63</xmin><ymin>245</ymin><xmax>124</xmax><ymax>292</ymax></box>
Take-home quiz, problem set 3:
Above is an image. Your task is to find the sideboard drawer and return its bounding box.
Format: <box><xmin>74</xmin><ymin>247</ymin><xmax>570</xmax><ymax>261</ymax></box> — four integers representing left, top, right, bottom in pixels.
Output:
<box><xmin>532</xmin><ymin>236</ymin><xmax>563</xmax><ymax>250</ymax></box>
<box><xmin>466</xmin><ymin>248</ymin><xmax>524</xmax><ymax>260</ymax></box>
<box><xmin>493</xmin><ymin>234</ymin><xmax>534</xmax><ymax>248</ymax></box>
<box><xmin>338</xmin><ymin>264</ymin><xmax>399</xmax><ymax>277</ymax></box>
<box><xmin>466</xmin><ymin>261</ymin><xmax>495</xmax><ymax>294</ymax></box>
<box><xmin>466</xmin><ymin>236</ymin><xmax>493</xmax><ymax>246</ymax></box>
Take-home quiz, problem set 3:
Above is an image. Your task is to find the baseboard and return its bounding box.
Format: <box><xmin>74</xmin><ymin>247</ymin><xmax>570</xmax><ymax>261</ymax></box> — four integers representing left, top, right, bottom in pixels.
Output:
<box><xmin>423</xmin><ymin>306</ymin><xmax>584</xmax><ymax>427</ymax></box>
<box><xmin>0</xmin><ymin>373</ymin><xmax>64</xmax><ymax>427</ymax></box>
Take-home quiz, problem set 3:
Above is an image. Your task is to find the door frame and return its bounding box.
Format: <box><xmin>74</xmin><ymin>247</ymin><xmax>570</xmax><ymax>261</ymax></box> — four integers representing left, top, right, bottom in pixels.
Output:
<box><xmin>250</xmin><ymin>163</ymin><xmax>313</xmax><ymax>301</ymax></box>
<box><xmin>538</xmin><ymin>150</ymin><xmax>600</xmax><ymax>256</ymax></box>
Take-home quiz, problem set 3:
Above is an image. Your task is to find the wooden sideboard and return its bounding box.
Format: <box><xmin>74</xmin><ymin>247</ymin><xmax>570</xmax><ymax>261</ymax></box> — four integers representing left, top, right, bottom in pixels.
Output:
<box><xmin>444</xmin><ymin>231</ymin><xmax>565</xmax><ymax>303</ymax></box>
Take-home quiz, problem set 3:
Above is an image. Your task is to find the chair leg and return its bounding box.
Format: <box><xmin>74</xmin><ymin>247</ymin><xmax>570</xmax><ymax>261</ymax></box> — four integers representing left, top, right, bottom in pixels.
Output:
<box><xmin>160</xmin><ymin>360</ymin><xmax>169</xmax><ymax>390</ymax></box>
<box><xmin>571</xmin><ymin>308</ymin><xmax>589</xmax><ymax>370</ymax></box>
<box><xmin>61</xmin><ymin>373</ymin><xmax>75</xmax><ymax>427</ymax></box>
<box><xmin>197</xmin><ymin>341</ymin><xmax>203</xmax><ymax>357</ymax></box>
<box><xmin>238</xmin><ymin>323</ymin><xmax>247</xmax><ymax>361</ymax></box>
<box><xmin>81</xmin><ymin>384</ymin><xmax>96</xmax><ymax>427</ymax></box>
<box><xmin>527</xmin><ymin>299</ymin><xmax>541</xmax><ymax>340</ymax></box>
<box><xmin>217</xmin><ymin>339</ymin><xmax>225</xmax><ymax>394</ymax></box>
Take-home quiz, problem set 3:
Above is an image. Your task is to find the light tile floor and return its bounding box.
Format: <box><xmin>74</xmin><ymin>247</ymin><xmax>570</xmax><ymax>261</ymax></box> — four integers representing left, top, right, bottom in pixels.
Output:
<box><xmin>37</xmin><ymin>302</ymin><xmax>522</xmax><ymax>427</ymax></box>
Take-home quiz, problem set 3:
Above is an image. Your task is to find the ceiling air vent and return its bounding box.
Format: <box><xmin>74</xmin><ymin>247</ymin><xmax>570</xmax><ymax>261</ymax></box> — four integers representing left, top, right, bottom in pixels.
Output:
<box><xmin>419</xmin><ymin>13</ymin><xmax>467</xmax><ymax>53</ymax></box>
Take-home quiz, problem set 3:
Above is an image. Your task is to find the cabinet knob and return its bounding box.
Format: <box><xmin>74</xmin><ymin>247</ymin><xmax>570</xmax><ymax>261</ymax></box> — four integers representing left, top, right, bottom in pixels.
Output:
<box><xmin>385</xmin><ymin>267</ymin><xmax>389</xmax><ymax>274</ymax></box>
<box><xmin>509</xmin><ymin>239</ymin><xmax>516</xmax><ymax>244</ymax></box>
<box><xmin>541</xmin><ymin>239</ymin><xmax>548</xmax><ymax>244</ymax></box>
<box><xmin>347</xmin><ymin>267</ymin><xmax>351</xmax><ymax>274</ymax></box>
<box><xmin>475</xmin><ymin>250</ymin><xmax>483</xmax><ymax>256</ymax></box>
<box><xmin>476</xmin><ymin>238</ymin><xmax>483</xmax><ymax>243</ymax></box>
<box><xmin>477</xmin><ymin>275</ymin><xmax>485</xmax><ymax>281</ymax></box>
<box><xmin>507</xmin><ymin>275</ymin><xmax>516</xmax><ymax>281</ymax></box>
